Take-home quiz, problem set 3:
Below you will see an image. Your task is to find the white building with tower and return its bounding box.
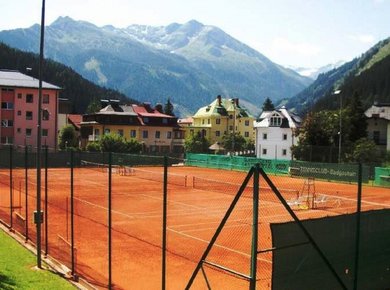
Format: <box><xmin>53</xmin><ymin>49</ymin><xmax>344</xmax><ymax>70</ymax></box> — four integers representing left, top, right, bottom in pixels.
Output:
<box><xmin>253</xmin><ymin>106</ymin><xmax>301</xmax><ymax>160</ymax></box>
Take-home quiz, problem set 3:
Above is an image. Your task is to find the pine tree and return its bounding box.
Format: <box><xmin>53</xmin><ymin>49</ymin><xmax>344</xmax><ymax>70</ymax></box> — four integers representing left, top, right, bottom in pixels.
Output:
<box><xmin>164</xmin><ymin>98</ymin><xmax>174</xmax><ymax>116</ymax></box>
<box><xmin>262</xmin><ymin>97</ymin><xmax>275</xmax><ymax>111</ymax></box>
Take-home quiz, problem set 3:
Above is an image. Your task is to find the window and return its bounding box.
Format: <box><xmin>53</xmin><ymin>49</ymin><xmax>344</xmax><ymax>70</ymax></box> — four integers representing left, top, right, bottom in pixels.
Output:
<box><xmin>244</xmin><ymin>131</ymin><xmax>249</xmax><ymax>137</ymax></box>
<box><xmin>208</xmin><ymin>119</ymin><xmax>210</xmax><ymax>124</ymax></box>
<box><xmin>17</xmin><ymin>93</ymin><xmax>22</xmax><ymax>99</ymax></box>
<box><xmin>283</xmin><ymin>133</ymin><xmax>287</xmax><ymax>140</ymax></box>
<box><xmin>262</xmin><ymin>148</ymin><xmax>267</xmax><ymax>155</ymax></box>
<box><xmin>104</xmin><ymin>128</ymin><xmax>110</xmax><ymax>134</ymax></box>
<box><xmin>270</xmin><ymin>114</ymin><xmax>282</xmax><ymax>127</ymax></box>
<box><xmin>155</xmin><ymin>131</ymin><xmax>161</xmax><ymax>139</ymax></box>
<box><xmin>202</xmin><ymin>119</ymin><xmax>205</xmax><ymax>124</ymax></box>
<box><xmin>17</xmin><ymin>110</ymin><xmax>21</xmax><ymax>116</ymax></box>
<box><xmin>216</xmin><ymin>118</ymin><xmax>221</xmax><ymax>125</ymax></box>
<box><xmin>1</xmin><ymin>102</ymin><xmax>14</xmax><ymax>109</ymax></box>
<box><xmin>245</xmin><ymin>120</ymin><xmax>250</xmax><ymax>126</ymax></box>
<box><xmin>373</xmin><ymin>131</ymin><xmax>380</xmax><ymax>144</ymax></box>
<box><xmin>17</xmin><ymin>128</ymin><xmax>21</xmax><ymax>133</ymax></box>
<box><xmin>1</xmin><ymin>137</ymin><xmax>13</xmax><ymax>144</ymax></box>
<box><xmin>229</xmin><ymin>125</ymin><xmax>233</xmax><ymax>131</ymax></box>
<box><xmin>42</xmin><ymin>129</ymin><xmax>48</xmax><ymax>137</ymax></box>
<box><xmin>167</xmin><ymin>131</ymin><xmax>172</xmax><ymax>139</ymax></box>
<box><xmin>143</xmin><ymin>117</ymin><xmax>149</xmax><ymax>123</ymax></box>
<box><xmin>142</xmin><ymin>130</ymin><xmax>148</xmax><ymax>138</ymax></box>
<box><xmin>1</xmin><ymin>120</ymin><xmax>13</xmax><ymax>127</ymax></box>
<box><xmin>42</xmin><ymin>110</ymin><xmax>50</xmax><ymax>121</ymax></box>
<box><xmin>162</xmin><ymin>118</ymin><xmax>168</xmax><ymax>124</ymax></box>
<box><xmin>43</xmin><ymin>94</ymin><xmax>50</xmax><ymax>104</ymax></box>
<box><xmin>229</xmin><ymin>115</ymin><xmax>233</xmax><ymax>119</ymax></box>
<box><xmin>26</xmin><ymin>128</ymin><xmax>32</xmax><ymax>137</ymax></box>
<box><xmin>216</xmin><ymin>131</ymin><xmax>220</xmax><ymax>137</ymax></box>
<box><xmin>282</xmin><ymin>149</ymin><xmax>287</xmax><ymax>156</ymax></box>
<box><xmin>26</xmin><ymin>94</ymin><xmax>33</xmax><ymax>103</ymax></box>
<box><xmin>263</xmin><ymin>133</ymin><xmax>267</xmax><ymax>140</ymax></box>
<box><xmin>26</xmin><ymin>111</ymin><xmax>33</xmax><ymax>120</ymax></box>
<box><xmin>118</xmin><ymin>129</ymin><xmax>124</xmax><ymax>136</ymax></box>
<box><xmin>94</xmin><ymin>128</ymin><xmax>100</xmax><ymax>136</ymax></box>
<box><xmin>130</xmin><ymin>130</ymin><xmax>136</xmax><ymax>138</ymax></box>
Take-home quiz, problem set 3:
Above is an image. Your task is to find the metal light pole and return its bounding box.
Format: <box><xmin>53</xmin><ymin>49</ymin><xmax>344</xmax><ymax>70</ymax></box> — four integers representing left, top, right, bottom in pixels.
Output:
<box><xmin>334</xmin><ymin>90</ymin><xmax>342</xmax><ymax>163</ymax></box>
<box><xmin>36</xmin><ymin>0</ymin><xmax>46</xmax><ymax>268</ymax></box>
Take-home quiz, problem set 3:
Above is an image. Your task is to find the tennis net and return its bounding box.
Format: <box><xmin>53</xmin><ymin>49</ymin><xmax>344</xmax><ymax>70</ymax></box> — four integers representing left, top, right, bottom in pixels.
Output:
<box><xmin>192</xmin><ymin>176</ymin><xmax>299</xmax><ymax>201</ymax></box>
<box><xmin>80</xmin><ymin>160</ymin><xmax>187</xmax><ymax>187</ymax></box>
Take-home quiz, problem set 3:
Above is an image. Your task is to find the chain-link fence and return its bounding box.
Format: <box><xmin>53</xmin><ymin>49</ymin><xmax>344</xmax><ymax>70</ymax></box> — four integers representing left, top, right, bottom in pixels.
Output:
<box><xmin>0</xmin><ymin>147</ymin><xmax>389</xmax><ymax>289</ymax></box>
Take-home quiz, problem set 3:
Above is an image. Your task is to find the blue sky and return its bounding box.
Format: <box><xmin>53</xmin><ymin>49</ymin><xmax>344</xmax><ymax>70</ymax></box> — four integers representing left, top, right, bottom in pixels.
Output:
<box><xmin>1</xmin><ymin>0</ymin><xmax>389</xmax><ymax>68</ymax></box>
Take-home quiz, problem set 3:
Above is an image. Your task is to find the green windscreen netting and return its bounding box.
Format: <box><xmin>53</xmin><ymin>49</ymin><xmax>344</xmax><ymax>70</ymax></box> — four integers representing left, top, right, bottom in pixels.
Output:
<box><xmin>271</xmin><ymin>209</ymin><xmax>390</xmax><ymax>290</ymax></box>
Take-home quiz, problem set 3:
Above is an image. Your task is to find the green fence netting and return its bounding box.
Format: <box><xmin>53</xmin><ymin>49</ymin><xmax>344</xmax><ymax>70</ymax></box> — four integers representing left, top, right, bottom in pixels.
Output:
<box><xmin>374</xmin><ymin>167</ymin><xmax>390</xmax><ymax>187</ymax></box>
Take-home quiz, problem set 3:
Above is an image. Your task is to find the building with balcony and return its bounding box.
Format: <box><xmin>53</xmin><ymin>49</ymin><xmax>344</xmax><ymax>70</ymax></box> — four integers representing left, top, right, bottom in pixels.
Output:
<box><xmin>365</xmin><ymin>103</ymin><xmax>390</xmax><ymax>151</ymax></box>
<box><xmin>80</xmin><ymin>101</ymin><xmax>183</xmax><ymax>154</ymax></box>
<box><xmin>182</xmin><ymin>96</ymin><xmax>255</xmax><ymax>146</ymax></box>
<box><xmin>253</xmin><ymin>106</ymin><xmax>301</xmax><ymax>160</ymax></box>
<box><xmin>0</xmin><ymin>69</ymin><xmax>61</xmax><ymax>149</ymax></box>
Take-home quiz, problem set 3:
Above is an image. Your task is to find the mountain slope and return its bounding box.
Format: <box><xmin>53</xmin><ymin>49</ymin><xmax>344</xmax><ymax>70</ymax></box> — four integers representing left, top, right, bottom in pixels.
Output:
<box><xmin>0</xmin><ymin>42</ymin><xmax>137</xmax><ymax>113</ymax></box>
<box><xmin>282</xmin><ymin>37</ymin><xmax>390</xmax><ymax>115</ymax></box>
<box><xmin>0</xmin><ymin>17</ymin><xmax>311</xmax><ymax>116</ymax></box>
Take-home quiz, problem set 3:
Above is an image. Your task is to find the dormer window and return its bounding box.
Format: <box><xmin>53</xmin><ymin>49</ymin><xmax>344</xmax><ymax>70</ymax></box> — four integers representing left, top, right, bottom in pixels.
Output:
<box><xmin>270</xmin><ymin>113</ymin><xmax>282</xmax><ymax>127</ymax></box>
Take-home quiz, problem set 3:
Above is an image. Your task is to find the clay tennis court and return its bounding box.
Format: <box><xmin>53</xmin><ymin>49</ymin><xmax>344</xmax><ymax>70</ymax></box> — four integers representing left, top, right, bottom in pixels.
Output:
<box><xmin>0</xmin><ymin>164</ymin><xmax>389</xmax><ymax>289</ymax></box>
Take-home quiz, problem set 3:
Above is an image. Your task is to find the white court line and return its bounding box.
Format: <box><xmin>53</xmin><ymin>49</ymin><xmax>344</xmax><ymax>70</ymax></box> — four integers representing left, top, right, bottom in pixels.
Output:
<box><xmin>167</xmin><ymin>227</ymin><xmax>272</xmax><ymax>264</ymax></box>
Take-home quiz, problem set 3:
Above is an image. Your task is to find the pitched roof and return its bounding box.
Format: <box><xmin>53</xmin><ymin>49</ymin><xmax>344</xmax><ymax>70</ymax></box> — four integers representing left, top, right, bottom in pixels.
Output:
<box><xmin>365</xmin><ymin>104</ymin><xmax>390</xmax><ymax>120</ymax></box>
<box><xmin>132</xmin><ymin>104</ymin><xmax>175</xmax><ymax>118</ymax></box>
<box><xmin>97</xmin><ymin>104</ymin><xmax>137</xmax><ymax>116</ymax></box>
<box><xmin>67</xmin><ymin>114</ymin><xmax>82</xmax><ymax>129</ymax></box>
<box><xmin>254</xmin><ymin>107</ymin><xmax>301</xmax><ymax>128</ymax></box>
<box><xmin>193</xmin><ymin>97</ymin><xmax>253</xmax><ymax>118</ymax></box>
<box><xmin>0</xmin><ymin>69</ymin><xmax>61</xmax><ymax>90</ymax></box>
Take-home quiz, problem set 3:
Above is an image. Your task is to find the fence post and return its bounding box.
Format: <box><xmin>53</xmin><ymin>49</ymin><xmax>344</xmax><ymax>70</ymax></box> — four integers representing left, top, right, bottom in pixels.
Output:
<box><xmin>9</xmin><ymin>145</ymin><xmax>13</xmax><ymax>229</ymax></box>
<box><xmin>162</xmin><ymin>155</ymin><xmax>168</xmax><ymax>290</ymax></box>
<box><xmin>44</xmin><ymin>146</ymin><xmax>48</xmax><ymax>256</ymax></box>
<box><xmin>108</xmin><ymin>152</ymin><xmax>112</xmax><ymax>290</ymax></box>
<box><xmin>25</xmin><ymin>146</ymin><xmax>29</xmax><ymax>242</ymax></box>
<box><xmin>249</xmin><ymin>164</ymin><xmax>260</xmax><ymax>290</ymax></box>
<box><xmin>353</xmin><ymin>163</ymin><xmax>362</xmax><ymax>290</ymax></box>
<box><xmin>70</xmin><ymin>150</ymin><xmax>75</xmax><ymax>277</ymax></box>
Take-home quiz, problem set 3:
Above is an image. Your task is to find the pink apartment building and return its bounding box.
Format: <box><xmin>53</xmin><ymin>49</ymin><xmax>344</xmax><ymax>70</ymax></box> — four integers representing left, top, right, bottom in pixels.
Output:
<box><xmin>0</xmin><ymin>70</ymin><xmax>61</xmax><ymax>149</ymax></box>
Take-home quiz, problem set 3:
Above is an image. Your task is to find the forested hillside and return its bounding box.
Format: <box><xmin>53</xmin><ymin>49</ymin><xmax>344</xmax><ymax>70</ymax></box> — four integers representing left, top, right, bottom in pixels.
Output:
<box><xmin>0</xmin><ymin>42</ymin><xmax>137</xmax><ymax>113</ymax></box>
<box><xmin>282</xmin><ymin>37</ymin><xmax>390</xmax><ymax>115</ymax></box>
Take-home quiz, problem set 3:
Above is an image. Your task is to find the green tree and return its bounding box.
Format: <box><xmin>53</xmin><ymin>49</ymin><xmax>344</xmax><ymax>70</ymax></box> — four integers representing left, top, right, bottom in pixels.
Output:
<box><xmin>58</xmin><ymin>125</ymin><xmax>78</xmax><ymax>150</ymax></box>
<box><xmin>184</xmin><ymin>132</ymin><xmax>210</xmax><ymax>153</ymax></box>
<box><xmin>164</xmin><ymin>98</ymin><xmax>174</xmax><ymax>116</ymax></box>
<box><xmin>126</xmin><ymin>138</ymin><xmax>143</xmax><ymax>153</ymax></box>
<box><xmin>262</xmin><ymin>97</ymin><xmax>275</xmax><ymax>111</ymax></box>
<box><xmin>85</xmin><ymin>141</ymin><xmax>101</xmax><ymax>152</ymax></box>
<box><xmin>345</xmin><ymin>92</ymin><xmax>367</xmax><ymax>143</ymax></box>
<box><xmin>99</xmin><ymin>133</ymin><xmax>129</xmax><ymax>152</ymax></box>
<box><xmin>347</xmin><ymin>138</ymin><xmax>382</xmax><ymax>163</ymax></box>
<box><xmin>222</xmin><ymin>132</ymin><xmax>247</xmax><ymax>152</ymax></box>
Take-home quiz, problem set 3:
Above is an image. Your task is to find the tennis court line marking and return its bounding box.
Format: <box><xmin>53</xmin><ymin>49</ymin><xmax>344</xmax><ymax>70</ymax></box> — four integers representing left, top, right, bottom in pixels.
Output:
<box><xmin>167</xmin><ymin>227</ymin><xmax>272</xmax><ymax>264</ymax></box>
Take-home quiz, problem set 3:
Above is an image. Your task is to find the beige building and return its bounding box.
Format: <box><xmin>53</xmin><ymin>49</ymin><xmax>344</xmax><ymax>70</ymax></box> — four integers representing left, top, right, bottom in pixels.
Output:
<box><xmin>180</xmin><ymin>95</ymin><xmax>255</xmax><ymax>146</ymax></box>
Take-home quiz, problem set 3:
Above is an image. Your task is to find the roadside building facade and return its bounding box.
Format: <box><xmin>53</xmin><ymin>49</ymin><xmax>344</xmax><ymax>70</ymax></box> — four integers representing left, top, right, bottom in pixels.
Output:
<box><xmin>81</xmin><ymin>101</ymin><xmax>182</xmax><ymax>153</ymax></box>
<box><xmin>184</xmin><ymin>95</ymin><xmax>255</xmax><ymax>145</ymax></box>
<box><xmin>365</xmin><ymin>103</ymin><xmax>390</xmax><ymax>151</ymax></box>
<box><xmin>0</xmin><ymin>70</ymin><xmax>61</xmax><ymax>149</ymax></box>
<box><xmin>253</xmin><ymin>106</ymin><xmax>301</xmax><ymax>160</ymax></box>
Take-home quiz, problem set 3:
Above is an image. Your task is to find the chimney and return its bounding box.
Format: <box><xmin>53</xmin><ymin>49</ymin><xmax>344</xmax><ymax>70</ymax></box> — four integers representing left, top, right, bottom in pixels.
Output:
<box><xmin>235</xmin><ymin>98</ymin><xmax>239</xmax><ymax>106</ymax></box>
<box><xmin>217</xmin><ymin>95</ymin><xmax>222</xmax><ymax>106</ymax></box>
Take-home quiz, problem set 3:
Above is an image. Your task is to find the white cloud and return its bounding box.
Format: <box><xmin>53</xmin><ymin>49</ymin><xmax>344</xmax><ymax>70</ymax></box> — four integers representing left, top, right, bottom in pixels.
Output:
<box><xmin>349</xmin><ymin>34</ymin><xmax>376</xmax><ymax>44</ymax></box>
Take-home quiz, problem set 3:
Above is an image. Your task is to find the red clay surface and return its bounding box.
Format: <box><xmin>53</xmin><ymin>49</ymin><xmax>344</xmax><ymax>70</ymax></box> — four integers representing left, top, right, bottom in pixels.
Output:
<box><xmin>0</xmin><ymin>165</ymin><xmax>389</xmax><ymax>290</ymax></box>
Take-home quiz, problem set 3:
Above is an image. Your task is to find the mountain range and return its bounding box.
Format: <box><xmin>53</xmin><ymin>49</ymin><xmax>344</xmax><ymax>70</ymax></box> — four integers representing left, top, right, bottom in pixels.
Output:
<box><xmin>0</xmin><ymin>16</ymin><xmax>311</xmax><ymax>116</ymax></box>
<box><xmin>280</xmin><ymin>37</ymin><xmax>390</xmax><ymax>114</ymax></box>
